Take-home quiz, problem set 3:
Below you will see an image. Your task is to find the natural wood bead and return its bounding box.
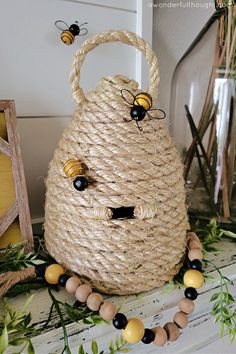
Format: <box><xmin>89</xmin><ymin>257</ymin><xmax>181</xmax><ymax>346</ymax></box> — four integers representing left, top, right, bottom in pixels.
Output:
<box><xmin>87</xmin><ymin>292</ymin><xmax>103</xmax><ymax>311</ymax></box>
<box><xmin>189</xmin><ymin>239</ymin><xmax>202</xmax><ymax>250</ymax></box>
<box><xmin>153</xmin><ymin>326</ymin><xmax>168</xmax><ymax>347</ymax></box>
<box><xmin>163</xmin><ymin>322</ymin><xmax>180</xmax><ymax>342</ymax></box>
<box><xmin>99</xmin><ymin>301</ymin><xmax>117</xmax><ymax>321</ymax></box>
<box><xmin>178</xmin><ymin>298</ymin><xmax>194</xmax><ymax>314</ymax></box>
<box><xmin>173</xmin><ymin>311</ymin><xmax>189</xmax><ymax>328</ymax></box>
<box><xmin>75</xmin><ymin>284</ymin><xmax>92</xmax><ymax>302</ymax></box>
<box><xmin>188</xmin><ymin>248</ymin><xmax>203</xmax><ymax>261</ymax></box>
<box><xmin>65</xmin><ymin>276</ymin><xmax>81</xmax><ymax>294</ymax></box>
<box><xmin>188</xmin><ymin>232</ymin><xmax>200</xmax><ymax>243</ymax></box>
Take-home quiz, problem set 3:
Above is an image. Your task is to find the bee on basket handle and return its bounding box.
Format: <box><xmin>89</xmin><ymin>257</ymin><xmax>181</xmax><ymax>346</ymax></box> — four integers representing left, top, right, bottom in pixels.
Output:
<box><xmin>121</xmin><ymin>89</ymin><xmax>166</xmax><ymax>131</ymax></box>
<box><xmin>55</xmin><ymin>20</ymin><xmax>88</xmax><ymax>45</ymax></box>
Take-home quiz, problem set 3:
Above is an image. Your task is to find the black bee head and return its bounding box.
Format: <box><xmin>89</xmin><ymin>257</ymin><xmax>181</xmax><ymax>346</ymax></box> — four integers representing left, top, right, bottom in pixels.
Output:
<box><xmin>69</xmin><ymin>24</ymin><xmax>80</xmax><ymax>36</ymax></box>
<box><xmin>130</xmin><ymin>106</ymin><xmax>146</xmax><ymax>121</ymax></box>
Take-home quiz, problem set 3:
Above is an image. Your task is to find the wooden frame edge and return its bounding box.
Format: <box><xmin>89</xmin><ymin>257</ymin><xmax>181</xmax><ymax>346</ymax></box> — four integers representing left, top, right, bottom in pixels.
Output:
<box><xmin>0</xmin><ymin>99</ymin><xmax>34</xmax><ymax>252</ymax></box>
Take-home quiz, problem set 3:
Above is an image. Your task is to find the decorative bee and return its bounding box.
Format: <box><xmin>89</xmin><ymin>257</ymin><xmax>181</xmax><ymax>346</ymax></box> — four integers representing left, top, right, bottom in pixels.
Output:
<box><xmin>55</xmin><ymin>20</ymin><xmax>88</xmax><ymax>45</ymax></box>
<box><xmin>121</xmin><ymin>89</ymin><xmax>166</xmax><ymax>131</ymax></box>
<box><xmin>63</xmin><ymin>159</ymin><xmax>88</xmax><ymax>191</ymax></box>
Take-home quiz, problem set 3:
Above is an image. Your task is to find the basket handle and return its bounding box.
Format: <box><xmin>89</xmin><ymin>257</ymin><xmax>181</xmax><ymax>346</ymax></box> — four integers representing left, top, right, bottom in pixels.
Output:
<box><xmin>70</xmin><ymin>30</ymin><xmax>160</xmax><ymax>104</ymax></box>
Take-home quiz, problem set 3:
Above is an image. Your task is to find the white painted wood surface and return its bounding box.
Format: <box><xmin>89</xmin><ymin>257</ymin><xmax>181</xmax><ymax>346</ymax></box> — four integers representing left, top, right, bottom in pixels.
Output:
<box><xmin>4</xmin><ymin>238</ymin><xmax>236</xmax><ymax>354</ymax></box>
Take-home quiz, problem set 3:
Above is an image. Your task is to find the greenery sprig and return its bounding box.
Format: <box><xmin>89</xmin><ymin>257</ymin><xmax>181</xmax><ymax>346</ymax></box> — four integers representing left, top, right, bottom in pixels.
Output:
<box><xmin>46</xmin><ymin>290</ymin><xmax>107</xmax><ymax>328</ymax></box>
<box><xmin>78</xmin><ymin>335</ymin><xmax>130</xmax><ymax>354</ymax></box>
<box><xmin>48</xmin><ymin>288</ymin><xmax>72</xmax><ymax>354</ymax></box>
<box><xmin>0</xmin><ymin>243</ymin><xmax>45</xmax><ymax>272</ymax></box>
<box><xmin>206</xmin><ymin>260</ymin><xmax>236</xmax><ymax>342</ymax></box>
<box><xmin>48</xmin><ymin>289</ymin><xmax>130</xmax><ymax>354</ymax></box>
<box><xmin>192</xmin><ymin>218</ymin><xmax>236</xmax><ymax>253</ymax></box>
<box><xmin>108</xmin><ymin>336</ymin><xmax>130</xmax><ymax>353</ymax></box>
<box><xmin>0</xmin><ymin>295</ymin><xmax>39</xmax><ymax>354</ymax></box>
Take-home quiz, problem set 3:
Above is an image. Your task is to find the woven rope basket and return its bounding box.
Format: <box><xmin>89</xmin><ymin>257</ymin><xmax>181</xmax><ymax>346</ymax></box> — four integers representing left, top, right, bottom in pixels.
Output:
<box><xmin>44</xmin><ymin>30</ymin><xmax>189</xmax><ymax>295</ymax></box>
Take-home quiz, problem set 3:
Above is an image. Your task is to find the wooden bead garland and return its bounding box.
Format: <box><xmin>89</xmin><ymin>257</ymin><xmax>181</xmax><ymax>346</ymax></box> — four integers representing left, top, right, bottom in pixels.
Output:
<box><xmin>173</xmin><ymin>311</ymin><xmax>189</xmax><ymax>328</ymax></box>
<box><xmin>40</xmin><ymin>232</ymin><xmax>204</xmax><ymax>347</ymax></box>
<box><xmin>65</xmin><ymin>276</ymin><xmax>81</xmax><ymax>294</ymax></box>
<box><xmin>163</xmin><ymin>322</ymin><xmax>180</xmax><ymax>342</ymax></box>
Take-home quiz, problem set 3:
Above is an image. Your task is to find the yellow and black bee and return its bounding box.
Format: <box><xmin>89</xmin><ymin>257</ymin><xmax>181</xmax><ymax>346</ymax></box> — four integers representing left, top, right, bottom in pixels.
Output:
<box><xmin>63</xmin><ymin>159</ymin><xmax>89</xmax><ymax>191</ymax></box>
<box><xmin>55</xmin><ymin>20</ymin><xmax>88</xmax><ymax>45</ymax></box>
<box><xmin>121</xmin><ymin>89</ymin><xmax>166</xmax><ymax>131</ymax></box>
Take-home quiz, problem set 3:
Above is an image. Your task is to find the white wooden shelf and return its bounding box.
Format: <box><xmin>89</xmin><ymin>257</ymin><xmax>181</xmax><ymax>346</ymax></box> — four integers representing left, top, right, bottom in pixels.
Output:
<box><xmin>5</xmin><ymin>238</ymin><xmax>236</xmax><ymax>354</ymax></box>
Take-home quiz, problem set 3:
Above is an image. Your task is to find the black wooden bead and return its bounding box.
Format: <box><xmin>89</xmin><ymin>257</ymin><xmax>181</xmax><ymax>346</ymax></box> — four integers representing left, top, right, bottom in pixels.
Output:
<box><xmin>184</xmin><ymin>287</ymin><xmax>198</xmax><ymax>300</ymax></box>
<box><xmin>130</xmin><ymin>106</ymin><xmax>146</xmax><ymax>121</ymax></box>
<box><xmin>142</xmin><ymin>328</ymin><xmax>155</xmax><ymax>344</ymax></box>
<box><xmin>73</xmin><ymin>176</ymin><xmax>88</xmax><ymax>191</ymax></box>
<box><xmin>35</xmin><ymin>264</ymin><xmax>46</xmax><ymax>278</ymax></box>
<box><xmin>58</xmin><ymin>274</ymin><xmax>70</xmax><ymax>287</ymax></box>
<box><xmin>112</xmin><ymin>313</ymin><xmax>128</xmax><ymax>330</ymax></box>
<box><xmin>190</xmin><ymin>259</ymin><xmax>203</xmax><ymax>271</ymax></box>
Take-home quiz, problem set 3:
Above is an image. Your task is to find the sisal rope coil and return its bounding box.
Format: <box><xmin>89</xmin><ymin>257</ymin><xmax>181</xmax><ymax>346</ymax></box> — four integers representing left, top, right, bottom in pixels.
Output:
<box><xmin>44</xmin><ymin>30</ymin><xmax>189</xmax><ymax>295</ymax></box>
<box><xmin>0</xmin><ymin>267</ymin><xmax>36</xmax><ymax>296</ymax></box>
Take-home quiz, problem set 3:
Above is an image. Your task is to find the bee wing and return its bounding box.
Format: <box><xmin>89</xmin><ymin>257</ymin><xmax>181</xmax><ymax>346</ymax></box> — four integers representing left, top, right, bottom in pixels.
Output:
<box><xmin>121</xmin><ymin>89</ymin><xmax>135</xmax><ymax>105</ymax></box>
<box><xmin>147</xmin><ymin>108</ymin><xmax>166</xmax><ymax>120</ymax></box>
<box><xmin>55</xmin><ymin>20</ymin><xmax>69</xmax><ymax>31</ymax></box>
<box><xmin>78</xmin><ymin>26</ymin><xmax>88</xmax><ymax>36</ymax></box>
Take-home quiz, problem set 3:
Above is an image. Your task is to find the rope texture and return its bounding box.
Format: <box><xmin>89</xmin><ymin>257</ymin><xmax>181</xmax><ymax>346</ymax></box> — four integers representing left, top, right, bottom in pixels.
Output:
<box><xmin>44</xmin><ymin>31</ymin><xmax>189</xmax><ymax>295</ymax></box>
<box><xmin>0</xmin><ymin>267</ymin><xmax>36</xmax><ymax>296</ymax></box>
<box><xmin>70</xmin><ymin>30</ymin><xmax>160</xmax><ymax>104</ymax></box>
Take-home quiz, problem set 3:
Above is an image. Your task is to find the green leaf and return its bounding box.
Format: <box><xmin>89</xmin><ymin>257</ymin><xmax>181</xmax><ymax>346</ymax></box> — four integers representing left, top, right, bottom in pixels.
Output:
<box><xmin>83</xmin><ymin>318</ymin><xmax>93</xmax><ymax>325</ymax></box>
<box><xmin>24</xmin><ymin>313</ymin><xmax>32</xmax><ymax>327</ymax></box>
<box><xmin>78</xmin><ymin>344</ymin><xmax>85</xmax><ymax>354</ymax></box>
<box><xmin>22</xmin><ymin>295</ymin><xmax>34</xmax><ymax>313</ymax></box>
<box><xmin>0</xmin><ymin>326</ymin><xmax>8</xmax><ymax>354</ymax></box>
<box><xmin>27</xmin><ymin>340</ymin><xmax>35</xmax><ymax>354</ymax></box>
<box><xmin>91</xmin><ymin>340</ymin><xmax>98</xmax><ymax>354</ymax></box>
<box><xmin>109</xmin><ymin>341</ymin><xmax>115</xmax><ymax>354</ymax></box>
<box><xmin>9</xmin><ymin>338</ymin><xmax>26</xmax><ymax>346</ymax></box>
<box><xmin>210</xmin><ymin>293</ymin><xmax>220</xmax><ymax>302</ymax></box>
<box><xmin>118</xmin><ymin>349</ymin><xmax>130</xmax><ymax>353</ymax></box>
<box><xmin>221</xmin><ymin>230</ymin><xmax>236</xmax><ymax>238</ymax></box>
<box><xmin>30</xmin><ymin>259</ymin><xmax>46</xmax><ymax>265</ymax></box>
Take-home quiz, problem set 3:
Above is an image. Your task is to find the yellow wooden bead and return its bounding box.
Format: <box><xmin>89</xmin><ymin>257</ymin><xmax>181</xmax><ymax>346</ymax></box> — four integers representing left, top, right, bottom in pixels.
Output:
<box><xmin>183</xmin><ymin>269</ymin><xmax>204</xmax><ymax>289</ymax></box>
<box><xmin>133</xmin><ymin>93</ymin><xmax>152</xmax><ymax>110</ymax></box>
<box><xmin>122</xmin><ymin>318</ymin><xmax>145</xmax><ymax>344</ymax></box>
<box><xmin>45</xmin><ymin>264</ymin><xmax>64</xmax><ymax>284</ymax></box>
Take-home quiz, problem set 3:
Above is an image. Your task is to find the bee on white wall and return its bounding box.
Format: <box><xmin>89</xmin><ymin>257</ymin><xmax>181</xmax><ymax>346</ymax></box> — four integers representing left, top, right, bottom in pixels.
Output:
<box><xmin>55</xmin><ymin>20</ymin><xmax>88</xmax><ymax>45</ymax></box>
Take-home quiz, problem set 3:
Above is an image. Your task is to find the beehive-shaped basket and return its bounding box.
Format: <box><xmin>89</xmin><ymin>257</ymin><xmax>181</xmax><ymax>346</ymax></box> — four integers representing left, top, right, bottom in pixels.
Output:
<box><xmin>44</xmin><ymin>30</ymin><xmax>189</xmax><ymax>295</ymax></box>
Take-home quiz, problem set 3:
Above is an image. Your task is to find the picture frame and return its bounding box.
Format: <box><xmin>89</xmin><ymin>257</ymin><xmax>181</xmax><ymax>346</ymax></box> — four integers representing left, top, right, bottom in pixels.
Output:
<box><xmin>0</xmin><ymin>100</ymin><xmax>33</xmax><ymax>252</ymax></box>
